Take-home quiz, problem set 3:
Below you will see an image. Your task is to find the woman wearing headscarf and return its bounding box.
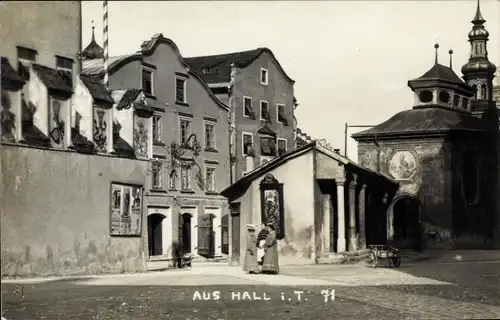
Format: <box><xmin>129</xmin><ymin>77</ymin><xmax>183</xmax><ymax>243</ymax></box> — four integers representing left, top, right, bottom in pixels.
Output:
<box><xmin>243</xmin><ymin>224</ymin><xmax>259</xmax><ymax>274</ymax></box>
<box><xmin>262</xmin><ymin>223</ymin><xmax>279</xmax><ymax>274</ymax></box>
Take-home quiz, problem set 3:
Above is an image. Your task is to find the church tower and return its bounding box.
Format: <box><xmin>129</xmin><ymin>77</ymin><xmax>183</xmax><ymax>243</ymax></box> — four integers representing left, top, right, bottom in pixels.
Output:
<box><xmin>461</xmin><ymin>0</ymin><xmax>497</xmax><ymax>121</ymax></box>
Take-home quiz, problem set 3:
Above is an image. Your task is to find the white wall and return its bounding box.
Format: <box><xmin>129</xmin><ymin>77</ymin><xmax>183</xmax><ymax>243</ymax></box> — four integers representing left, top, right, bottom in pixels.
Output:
<box><xmin>29</xmin><ymin>69</ymin><xmax>48</xmax><ymax>136</ymax></box>
<box><xmin>71</xmin><ymin>78</ymin><xmax>93</xmax><ymax>140</ymax></box>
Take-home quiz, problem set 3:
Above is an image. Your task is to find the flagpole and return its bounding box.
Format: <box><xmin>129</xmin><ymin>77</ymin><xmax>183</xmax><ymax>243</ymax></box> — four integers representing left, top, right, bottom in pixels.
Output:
<box><xmin>103</xmin><ymin>0</ymin><xmax>109</xmax><ymax>89</ymax></box>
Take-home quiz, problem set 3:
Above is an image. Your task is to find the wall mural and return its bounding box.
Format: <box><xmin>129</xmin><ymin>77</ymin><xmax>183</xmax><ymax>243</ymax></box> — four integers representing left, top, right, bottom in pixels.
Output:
<box><xmin>1</xmin><ymin>90</ymin><xmax>16</xmax><ymax>142</ymax></box>
<box><xmin>388</xmin><ymin>149</ymin><xmax>418</xmax><ymax>181</ymax></box>
<box><xmin>93</xmin><ymin>108</ymin><xmax>107</xmax><ymax>152</ymax></box>
<box><xmin>260</xmin><ymin>174</ymin><xmax>285</xmax><ymax>239</ymax></box>
<box><xmin>110</xmin><ymin>183</ymin><xmax>143</xmax><ymax>236</ymax></box>
<box><xmin>49</xmin><ymin>98</ymin><xmax>65</xmax><ymax>147</ymax></box>
<box><xmin>134</xmin><ymin>116</ymin><xmax>149</xmax><ymax>158</ymax></box>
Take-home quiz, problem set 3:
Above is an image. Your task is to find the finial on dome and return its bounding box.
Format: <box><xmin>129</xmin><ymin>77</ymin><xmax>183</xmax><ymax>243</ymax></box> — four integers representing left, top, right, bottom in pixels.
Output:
<box><xmin>434</xmin><ymin>42</ymin><xmax>439</xmax><ymax>65</ymax></box>
<box><xmin>472</xmin><ymin>0</ymin><xmax>485</xmax><ymax>24</ymax></box>
<box><xmin>91</xmin><ymin>20</ymin><xmax>95</xmax><ymax>42</ymax></box>
<box><xmin>448</xmin><ymin>49</ymin><xmax>453</xmax><ymax>69</ymax></box>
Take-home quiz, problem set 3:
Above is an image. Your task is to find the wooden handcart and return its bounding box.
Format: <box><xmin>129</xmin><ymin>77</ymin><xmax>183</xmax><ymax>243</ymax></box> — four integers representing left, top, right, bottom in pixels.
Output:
<box><xmin>368</xmin><ymin>245</ymin><xmax>401</xmax><ymax>268</ymax></box>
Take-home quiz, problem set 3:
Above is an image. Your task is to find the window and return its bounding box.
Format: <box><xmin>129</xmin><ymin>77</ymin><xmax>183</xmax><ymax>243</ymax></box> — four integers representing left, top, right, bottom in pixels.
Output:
<box><xmin>17</xmin><ymin>46</ymin><xmax>36</xmax><ymax>81</ymax></box>
<box><xmin>205</xmin><ymin>166</ymin><xmax>216</xmax><ymax>192</ymax></box>
<box><xmin>439</xmin><ymin>91</ymin><xmax>450</xmax><ymax>104</ymax></box>
<box><xmin>180</xmin><ymin>118</ymin><xmax>191</xmax><ymax>144</ymax></box>
<box><xmin>142</xmin><ymin>68</ymin><xmax>153</xmax><ymax>96</ymax></box>
<box><xmin>260</xmin><ymin>136</ymin><xmax>276</xmax><ymax>156</ymax></box>
<box><xmin>260</xmin><ymin>100</ymin><xmax>270</xmax><ymax>121</ymax></box>
<box><xmin>453</xmin><ymin>95</ymin><xmax>460</xmax><ymax>107</ymax></box>
<box><xmin>243</xmin><ymin>96</ymin><xmax>254</xmax><ymax>118</ymax></box>
<box><xmin>277</xmin><ymin>138</ymin><xmax>287</xmax><ymax>155</ymax></box>
<box><xmin>152</xmin><ymin>114</ymin><xmax>162</xmax><ymax>143</ymax></box>
<box><xmin>175</xmin><ymin>78</ymin><xmax>186</xmax><ymax>103</ymax></box>
<box><xmin>204</xmin><ymin>122</ymin><xmax>216</xmax><ymax>149</ymax></box>
<box><xmin>180</xmin><ymin>163</ymin><xmax>192</xmax><ymax>191</ymax></box>
<box><xmin>202</xmin><ymin>68</ymin><xmax>212</xmax><ymax>74</ymax></box>
<box><xmin>463</xmin><ymin>98</ymin><xmax>469</xmax><ymax>110</ymax></box>
<box><xmin>55</xmin><ymin>56</ymin><xmax>73</xmax><ymax>71</ymax></box>
<box><xmin>260</xmin><ymin>68</ymin><xmax>268</xmax><ymax>85</ymax></box>
<box><xmin>151</xmin><ymin>159</ymin><xmax>164</xmax><ymax>190</ymax></box>
<box><xmin>419</xmin><ymin>90</ymin><xmax>433</xmax><ymax>103</ymax></box>
<box><xmin>169</xmin><ymin>169</ymin><xmax>177</xmax><ymax>189</ymax></box>
<box><xmin>277</xmin><ymin>104</ymin><xmax>288</xmax><ymax>125</ymax></box>
<box><xmin>242</xmin><ymin>133</ymin><xmax>254</xmax><ymax>156</ymax></box>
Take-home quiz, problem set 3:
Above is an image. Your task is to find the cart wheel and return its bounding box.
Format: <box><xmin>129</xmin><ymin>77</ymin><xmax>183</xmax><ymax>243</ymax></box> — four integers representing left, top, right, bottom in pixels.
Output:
<box><xmin>368</xmin><ymin>252</ymin><xmax>377</xmax><ymax>268</ymax></box>
<box><xmin>392</xmin><ymin>255</ymin><xmax>401</xmax><ymax>268</ymax></box>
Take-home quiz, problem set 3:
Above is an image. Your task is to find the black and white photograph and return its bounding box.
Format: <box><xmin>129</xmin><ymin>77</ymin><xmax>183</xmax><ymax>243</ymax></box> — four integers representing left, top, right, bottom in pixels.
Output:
<box><xmin>1</xmin><ymin>0</ymin><xmax>500</xmax><ymax>319</ymax></box>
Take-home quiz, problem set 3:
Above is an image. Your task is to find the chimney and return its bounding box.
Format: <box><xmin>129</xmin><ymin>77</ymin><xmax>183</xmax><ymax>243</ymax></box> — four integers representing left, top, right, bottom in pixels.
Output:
<box><xmin>334</xmin><ymin>149</ymin><xmax>340</xmax><ymax>154</ymax></box>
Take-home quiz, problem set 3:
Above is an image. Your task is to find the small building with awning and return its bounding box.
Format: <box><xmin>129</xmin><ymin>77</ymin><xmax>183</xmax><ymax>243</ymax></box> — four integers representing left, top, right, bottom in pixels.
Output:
<box><xmin>220</xmin><ymin>141</ymin><xmax>398</xmax><ymax>266</ymax></box>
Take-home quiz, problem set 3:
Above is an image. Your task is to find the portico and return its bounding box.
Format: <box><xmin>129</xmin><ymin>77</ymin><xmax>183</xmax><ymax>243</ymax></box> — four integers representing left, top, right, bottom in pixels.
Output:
<box><xmin>220</xmin><ymin>141</ymin><xmax>399</xmax><ymax>266</ymax></box>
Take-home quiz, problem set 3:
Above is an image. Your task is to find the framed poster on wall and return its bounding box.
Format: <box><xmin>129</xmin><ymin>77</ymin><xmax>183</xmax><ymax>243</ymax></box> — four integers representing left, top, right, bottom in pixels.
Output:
<box><xmin>110</xmin><ymin>182</ymin><xmax>143</xmax><ymax>236</ymax></box>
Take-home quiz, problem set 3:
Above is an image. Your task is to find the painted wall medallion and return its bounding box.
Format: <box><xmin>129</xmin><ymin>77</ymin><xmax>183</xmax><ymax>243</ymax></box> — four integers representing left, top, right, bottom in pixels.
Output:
<box><xmin>388</xmin><ymin>149</ymin><xmax>418</xmax><ymax>180</ymax></box>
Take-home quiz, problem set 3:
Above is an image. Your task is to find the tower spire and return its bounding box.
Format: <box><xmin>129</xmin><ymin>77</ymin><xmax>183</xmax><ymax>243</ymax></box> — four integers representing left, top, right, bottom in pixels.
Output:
<box><xmin>448</xmin><ymin>48</ymin><xmax>453</xmax><ymax>69</ymax></box>
<box><xmin>91</xmin><ymin>20</ymin><xmax>95</xmax><ymax>42</ymax></box>
<box><xmin>472</xmin><ymin>0</ymin><xmax>485</xmax><ymax>24</ymax></box>
<box><xmin>434</xmin><ymin>42</ymin><xmax>439</xmax><ymax>65</ymax></box>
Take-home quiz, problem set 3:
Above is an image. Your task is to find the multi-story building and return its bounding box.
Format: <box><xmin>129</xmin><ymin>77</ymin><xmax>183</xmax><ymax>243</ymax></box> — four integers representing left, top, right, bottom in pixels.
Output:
<box><xmin>82</xmin><ymin>33</ymin><xmax>231</xmax><ymax>262</ymax></box>
<box><xmin>1</xmin><ymin>1</ymin><xmax>154</xmax><ymax>277</ymax></box>
<box><xmin>185</xmin><ymin>48</ymin><xmax>295</xmax><ymax>182</ymax></box>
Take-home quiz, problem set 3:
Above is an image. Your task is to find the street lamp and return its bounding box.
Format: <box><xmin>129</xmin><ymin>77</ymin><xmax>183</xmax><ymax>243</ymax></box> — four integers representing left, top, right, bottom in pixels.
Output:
<box><xmin>344</xmin><ymin>122</ymin><xmax>374</xmax><ymax>157</ymax></box>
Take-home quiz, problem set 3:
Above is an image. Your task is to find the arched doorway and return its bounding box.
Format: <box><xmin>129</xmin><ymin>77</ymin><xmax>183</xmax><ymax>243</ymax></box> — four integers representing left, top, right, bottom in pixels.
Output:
<box><xmin>148</xmin><ymin>213</ymin><xmax>165</xmax><ymax>256</ymax></box>
<box><xmin>180</xmin><ymin>213</ymin><xmax>192</xmax><ymax>254</ymax></box>
<box><xmin>391</xmin><ymin>196</ymin><xmax>421</xmax><ymax>249</ymax></box>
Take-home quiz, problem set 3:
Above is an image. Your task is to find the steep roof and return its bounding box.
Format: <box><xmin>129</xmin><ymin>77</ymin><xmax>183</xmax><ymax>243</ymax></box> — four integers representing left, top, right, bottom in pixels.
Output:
<box><xmin>414</xmin><ymin>64</ymin><xmax>465</xmax><ymax>84</ymax></box>
<box><xmin>80</xmin><ymin>74</ymin><xmax>114</xmax><ymax>104</ymax></box>
<box><xmin>185</xmin><ymin>47</ymin><xmax>295</xmax><ymax>84</ymax></box>
<box><xmin>352</xmin><ymin>107</ymin><xmax>486</xmax><ymax>140</ymax></box>
<box><xmin>82</xmin><ymin>53</ymin><xmax>142</xmax><ymax>75</ymax></box>
<box><xmin>32</xmin><ymin>64</ymin><xmax>73</xmax><ymax>94</ymax></box>
<box><xmin>1</xmin><ymin>57</ymin><xmax>24</xmax><ymax>90</ymax></box>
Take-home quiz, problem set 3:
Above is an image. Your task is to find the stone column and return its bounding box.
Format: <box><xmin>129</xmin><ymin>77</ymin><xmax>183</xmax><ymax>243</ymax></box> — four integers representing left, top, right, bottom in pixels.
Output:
<box><xmin>336</xmin><ymin>179</ymin><xmax>346</xmax><ymax>253</ymax></box>
<box><xmin>358</xmin><ymin>184</ymin><xmax>367</xmax><ymax>249</ymax></box>
<box><xmin>348</xmin><ymin>174</ymin><xmax>357</xmax><ymax>251</ymax></box>
<box><xmin>322</xmin><ymin>194</ymin><xmax>331</xmax><ymax>254</ymax></box>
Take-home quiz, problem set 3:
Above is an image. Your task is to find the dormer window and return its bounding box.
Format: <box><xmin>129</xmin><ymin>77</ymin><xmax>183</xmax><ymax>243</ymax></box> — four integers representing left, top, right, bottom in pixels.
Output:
<box><xmin>453</xmin><ymin>95</ymin><xmax>460</xmax><ymax>107</ymax></box>
<box><xmin>439</xmin><ymin>91</ymin><xmax>450</xmax><ymax>104</ymax></box>
<box><xmin>202</xmin><ymin>68</ymin><xmax>212</xmax><ymax>74</ymax></box>
<box><xmin>419</xmin><ymin>90</ymin><xmax>433</xmax><ymax>103</ymax></box>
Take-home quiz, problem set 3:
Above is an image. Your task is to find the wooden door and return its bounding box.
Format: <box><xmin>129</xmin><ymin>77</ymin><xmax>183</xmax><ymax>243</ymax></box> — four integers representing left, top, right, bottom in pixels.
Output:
<box><xmin>198</xmin><ymin>214</ymin><xmax>214</xmax><ymax>258</ymax></box>
<box><xmin>148</xmin><ymin>214</ymin><xmax>163</xmax><ymax>256</ymax></box>
<box><xmin>230</xmin><ymin>203</ymin><xmax>241</xmax><ymax>265</ymax></box>
<box><xmin>221</xmin><ymin>214</ymin><xmax>229</xmax><ymax>255</ymax></box>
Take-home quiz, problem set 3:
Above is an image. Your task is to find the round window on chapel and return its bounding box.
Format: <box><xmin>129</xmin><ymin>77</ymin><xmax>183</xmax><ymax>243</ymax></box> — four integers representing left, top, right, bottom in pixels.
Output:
<box><xmin>419</xmin><ymin>90</ymin><xmax>433</xmax><ymax>103</ymax></box>
<box><xmin>439</xmin><ymin>91</ymin><xmax>451</xmax><ymax>104</ymax></box>
<box><xmin>453</xmin><ymin>95</ymin><xmax>460</xmax><ymax>107</ymax></box>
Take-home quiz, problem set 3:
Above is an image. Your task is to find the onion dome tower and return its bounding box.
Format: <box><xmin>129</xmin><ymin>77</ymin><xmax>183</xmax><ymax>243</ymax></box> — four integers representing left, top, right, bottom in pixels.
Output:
<box><xmin>81</xmin><ymin>21</ymin><xmax>104</xmax><ymax>60</ymax></box>
<box><xmin>461</xmin><ymin>0</ymin><xmax>497</xmax><ymax>115</ymax></box>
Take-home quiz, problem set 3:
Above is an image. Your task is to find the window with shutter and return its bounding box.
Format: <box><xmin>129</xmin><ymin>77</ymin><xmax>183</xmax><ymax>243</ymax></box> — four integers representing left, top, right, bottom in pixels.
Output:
<box><xmin>260</xmin><ymin>101</ymin><xmax>270</xmax><ymax>121</ymax></box>
<box><xmin>243</xmin><ymin>97</ymin><xmax>255</xmax><ymax>118</ymax></box>
<box><xmin>142</xmin><ymin>68</ymin><xmax>153</xmax><ymax>96</ymax></box>
<box><xmin>176</xmin><ymin>78</ymin><xmax>186</xmax><ymax>103</ymax></box>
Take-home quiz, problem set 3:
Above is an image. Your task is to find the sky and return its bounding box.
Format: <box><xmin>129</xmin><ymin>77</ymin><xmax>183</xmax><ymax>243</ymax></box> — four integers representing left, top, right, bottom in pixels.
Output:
<box><xmin>82</xmin><ymin>0</ymin><xmax>500</xmax><ymax>162</ymax></box>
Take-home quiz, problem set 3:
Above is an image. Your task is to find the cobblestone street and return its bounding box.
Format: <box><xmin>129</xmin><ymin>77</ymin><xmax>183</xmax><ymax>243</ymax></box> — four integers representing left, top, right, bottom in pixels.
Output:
<box><xmin>2</xmin><ymin>260</ymin><xmax>500</xmax><ymax>319</ymax></box>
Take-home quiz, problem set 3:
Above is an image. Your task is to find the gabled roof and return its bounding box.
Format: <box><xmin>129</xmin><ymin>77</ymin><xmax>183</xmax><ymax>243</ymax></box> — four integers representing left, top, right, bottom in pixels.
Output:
<box><xmin>220</xmin><ymin>141</ymin><xmax>397</xmax><ymax>200</ymax></box>
<box><xmin>351</xmin><ymin>107</ymin><xmax>487</xmax><ymax>140</ymax></box>
<box><xmin>80</xmin><ymin>74</ymin><xmax>113</xmax><ymax>104</ymax></box>
<box><xmin>32</xmin><ymin>64</ymin><xmax>72</xmax><ymax>94</ymax></box>
<box><xmin>185</xmin><ymin>47</ymin><xmax>295</xmax><ymax>84</ymax></box>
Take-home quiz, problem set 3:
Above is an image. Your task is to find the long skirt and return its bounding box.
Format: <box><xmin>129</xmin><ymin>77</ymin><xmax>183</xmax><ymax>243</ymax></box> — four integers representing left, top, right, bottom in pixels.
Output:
<box><xmin>262</xmin><ymin>244</ymin><xmax>279</xmax><ymax>274</ymax></box>
<box><xmin>243</xmin><ymin>250</ymin><xmax>259</xmax><ymax>273</ymax></box>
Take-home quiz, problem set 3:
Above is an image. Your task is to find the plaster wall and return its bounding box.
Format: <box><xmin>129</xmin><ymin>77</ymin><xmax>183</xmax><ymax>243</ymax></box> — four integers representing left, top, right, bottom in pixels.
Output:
<box><xmin>1</xmin><ymin>146</ymin><xmax>149</xmax><ymax>278</ymax></box>
<box><xmin>242</xmin><ymin>150</ymin><xmax>315</xmax><ymax>265</ymax></box>
<box><xmin>358</xmin><ymin>138</ymin><xmax>452</xmax><ymax>247</ymax></box>
<box><xmin>71</xmin><ymin>78</ymin><xmax>93</xmax><ymax>140</ymax></box>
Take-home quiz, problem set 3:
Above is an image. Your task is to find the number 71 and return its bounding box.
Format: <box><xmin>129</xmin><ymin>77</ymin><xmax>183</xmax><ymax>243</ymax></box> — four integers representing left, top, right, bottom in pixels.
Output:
<box><xmin>321</xmin><ymin>289</ymin><xmax>335</xmax><ymax>301</ymax></box>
